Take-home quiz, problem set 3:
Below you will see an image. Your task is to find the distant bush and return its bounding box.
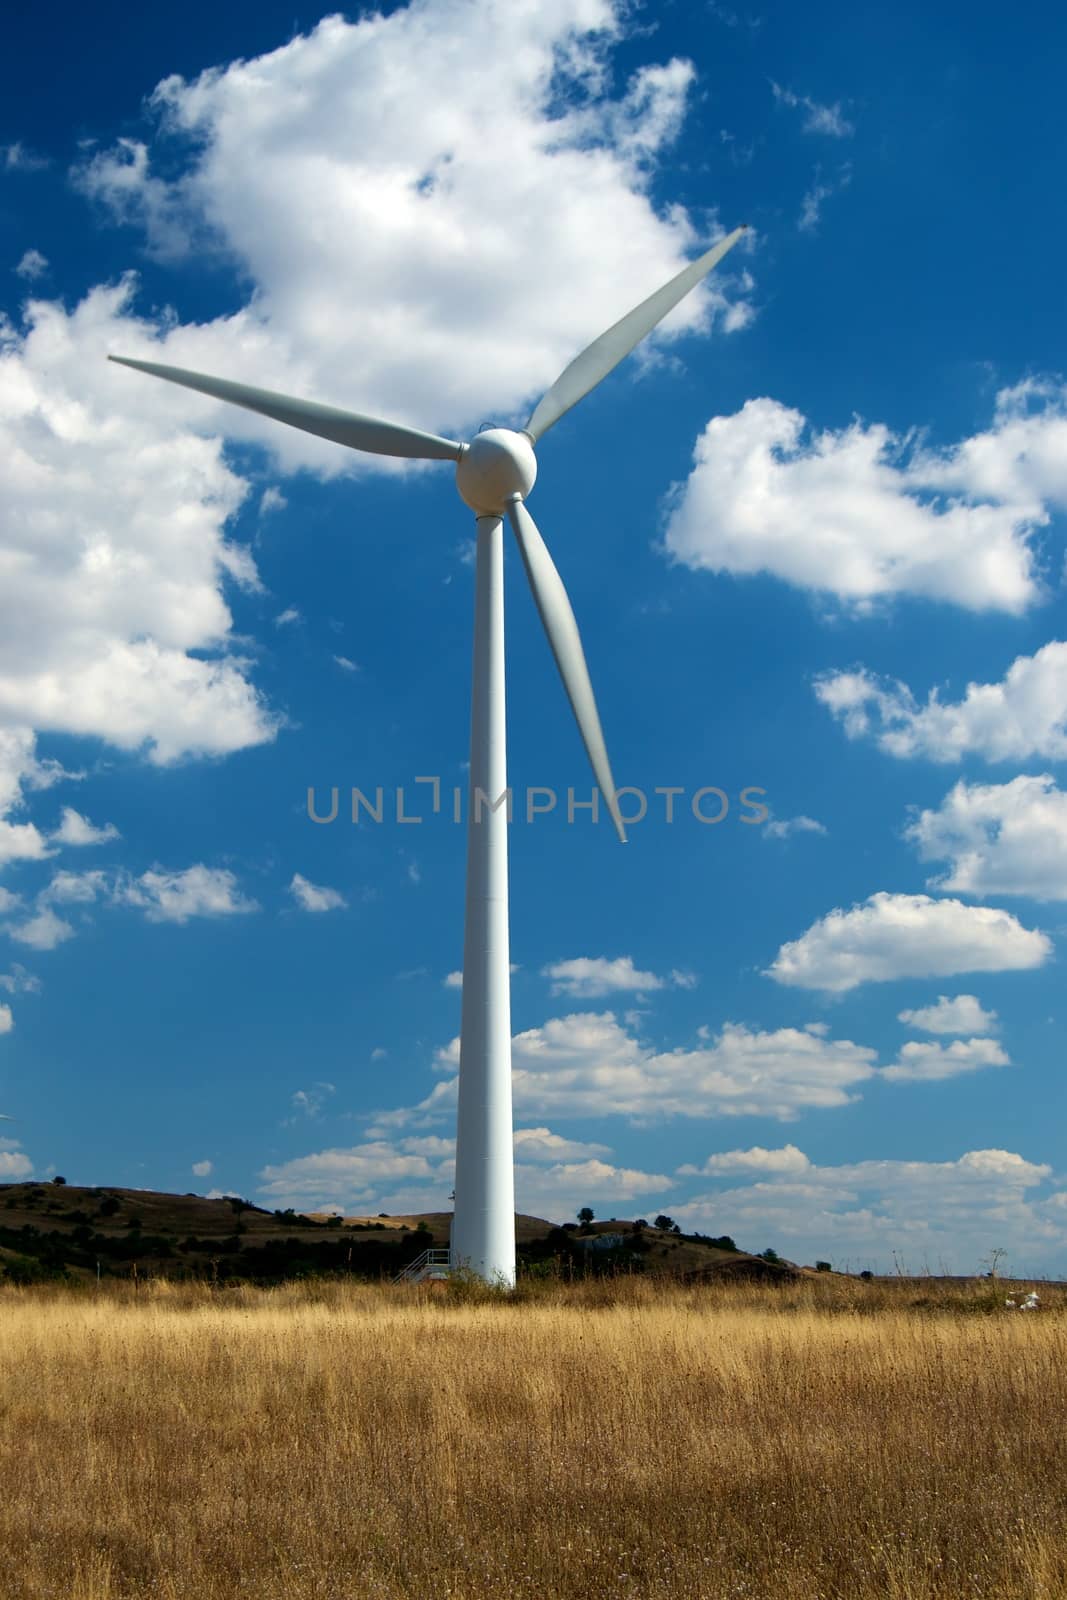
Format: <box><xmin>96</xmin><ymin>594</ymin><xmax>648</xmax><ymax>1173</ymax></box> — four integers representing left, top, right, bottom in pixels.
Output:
<box><xmin>860</xmin><ymin>1270</ymin><xmax>873</xmax><ymax>1281</ymax></box>
<box><xmin>52</xmin><ymin>1175</ymin><xmax>67</xmax><ymax>1186</ymax></box>
<box><xmin>815</xmin><ymin>1261</ymin><xmax>832</xmax><ymax>1273</ymax></box>
<box><xmin>654</xmin><ymin>1216</ymin><xmax>676</xmax><ymax>1232</ymax></box>
<box><xmin>759</xmin><ymin>1249</ymin><xmax>781</xmax><ymax>1264</ymax></box>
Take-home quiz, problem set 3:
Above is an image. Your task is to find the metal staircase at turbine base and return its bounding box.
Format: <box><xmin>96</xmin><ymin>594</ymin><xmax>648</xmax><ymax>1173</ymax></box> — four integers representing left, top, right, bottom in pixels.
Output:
<box><xmin>393</xmin><ymin>1248</ymin><xmax>453</xmax><ymax>1284</ymax></box>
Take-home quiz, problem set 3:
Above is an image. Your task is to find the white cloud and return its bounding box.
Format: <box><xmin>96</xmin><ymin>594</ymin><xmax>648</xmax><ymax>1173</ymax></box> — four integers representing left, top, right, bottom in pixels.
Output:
<box><xmin>258</xmin><ymin>1138</ymin><xmax>445</xmax><ymax>1204</ymax></box>
<box><xmin>0</xmin><ymin>730</ymin><xmax>54</xmax><ymax>867</ymax></box>
<box><xmin>679</xmin><ymin>1143</ymin><xmax>811</xmax><ymax>1176</ymax></box>
<box><xmin>671</xmin><ymin>1148</ymin><xmax>1064</xmax><ymax>1276</ymax></box>
<box><xmin>770</xmin><ymin>83</ymin><xmax>854</xmax><ymax>137</ymax></box>
<box><xmin>256</xmin><ymin>1125</ymin><xmax>668</xmax><ymax>1217</ymax></box>
<box><xmin>815</xmin><ymin>642</ymin><xmax>1067</xmax><ymax>762</ymax></box>
<box><xmin>767</xmin><ymin>892</ymin><xmax>1052</xmax><ymax>993</ymax></box>
<box><xmin>50</xmin><ymin>807</ymin><xmax>120</xmax><ymax>847</ymax></box>
<box><xmin>273</xmin><ymin>606</ymin><xmax>301</xmax><ymax>626</ymax></box>
<box><xmin>0</xmin><ymin>1146</ymin><xmax>33</xmax><ymax>1178</ymax></box>
<box><xmin>73</xmin><ymin>5</ymin><xmax>749</xmax><ymax>476</ymax></box>
<box><xmin>881</xmin><ymin>1037</ymin><xmax>1009</xmax><ymax>1083</ymax></box>
<box><xmin>389</xmin><ymin>1010</ymin><xmax>880</xmax><ymax>1127</ymax></box>
<box><xmin>0</xmin><ymin>280</ymin><xmax>281</xmax><ymax>766</ymax></box>
<box><xmin>8</xmin><ymin>906</ymin><xmax>74</xmax><ymax>951</ymax></box>
<box><xmin>333</xmin><ymin>656</ymin><xmax>360</xmax><ymax>674</ymax></box>
<box><xmin>764</xmin><ymin>814</ymin><xmax>826</xmax><ymax>840</ymax></box>
<box><xmin>542</xmin><ymin>955</ymin><xmax>667</xmax><ymax>997</ymax></box>
<box><xmin>898</xmin><ymin>994</ymin><xmax>998</xmax><ymax>1035</ymax></box>
<box><xmin>289</xmin><ymin>872</ymin><xmax>347</xmax><ymax>912</ymax></box>
<box><xmin>42</xmin><ymin>869</ymin><xmax>109</xmax><ymax>904</ymax></box>
<box><xmin>906</xmin><ymin>776</ymin><xmax>1067</xmax><ymax>900</ymax></box>
<box><xmin>114</xmin><ymin>864</ymin><xmax>258</xmax><ymax>923</ymax></box>
<box><xmin>0</xmin><ymin>1003</ymin><xmax>12</xmax><ymax>1034</ymax></box>
<box><xmin>15</xmin><ymin>249</ymin><xmax>48</xmax><ymax>281</ymax></box>
<box><xmin>542</xmin><ymin>956</ymin><xmax>695</xmax><ymax>998</ymax></box>
<box><xmin>0</xmin><ymin>964</ymin><xmax>41</xmax><ymax>995</ymax></box>
<box><xmin>289</xmin><ymin>1082</ymin><xmax>336</xmax><ymax>1120</ymax></box>
<box><xmin>798</xmin><ymin>163</ymin><xmax>852</xmax><ymax>233</ymax></box>
<box><xmin>662</xmin><ymin>384</ymin><xmax>1067</xmax><ymax>613</ymax></box>
<box><xmin>192</xmin><ymin>1159</ymin><xmax>213</xmax><ymax>1177</ymax></box>
<box><xmin>260</xmin><ymin>487</ymin><xmax>287</xmax><ymax>515</ymax></box>
<box><xmin>512</xmin><ymin>1127</ymin><xmax>612</xmax><ymax>1162</ymax></box>
<box><xmin>3</xmin><ymin>143</ymin><xmax>49</xmax><ymax>172</ymax></box>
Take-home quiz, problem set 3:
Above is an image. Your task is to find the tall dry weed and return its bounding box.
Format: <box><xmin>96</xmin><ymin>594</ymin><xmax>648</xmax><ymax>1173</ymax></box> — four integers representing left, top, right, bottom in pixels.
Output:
<box><xmin>1</xmin><ymin>1276</ymin><xmax>1064</xmax><ymax>1598</ymax></box>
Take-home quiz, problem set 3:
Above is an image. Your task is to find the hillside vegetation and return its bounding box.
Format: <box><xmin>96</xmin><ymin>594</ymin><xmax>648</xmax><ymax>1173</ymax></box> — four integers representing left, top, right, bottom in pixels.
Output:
<box><xmin>0</xmin><ymin>1181</ymin><xmax>783</xmax><ymax>1285</ymax></box>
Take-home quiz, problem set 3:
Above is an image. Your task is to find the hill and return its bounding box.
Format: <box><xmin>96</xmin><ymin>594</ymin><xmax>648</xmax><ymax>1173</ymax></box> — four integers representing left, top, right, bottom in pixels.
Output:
<box><xmin>0</xmin><ymin>1181</ymin><xmax>799</xmax><ymax>1285</ymax></box>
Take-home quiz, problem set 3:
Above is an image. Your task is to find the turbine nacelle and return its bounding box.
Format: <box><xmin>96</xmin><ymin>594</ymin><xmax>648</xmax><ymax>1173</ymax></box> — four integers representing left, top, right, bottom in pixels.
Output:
<box><xmin>455</xmin><ymin>428</ymin><xmax>537</xmax><ymax>516</ymax></box>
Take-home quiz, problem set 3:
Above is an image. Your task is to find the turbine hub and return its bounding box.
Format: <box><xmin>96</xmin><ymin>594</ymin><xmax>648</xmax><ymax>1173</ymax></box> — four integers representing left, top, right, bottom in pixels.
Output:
<box><xmin>455</xmin><ymin>428</ymin><xmax>537</xmax><ymax>515</ymax></box>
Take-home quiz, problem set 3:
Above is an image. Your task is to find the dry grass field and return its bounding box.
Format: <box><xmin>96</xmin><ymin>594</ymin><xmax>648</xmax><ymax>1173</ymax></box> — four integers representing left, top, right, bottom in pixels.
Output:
<box><xmin>2</xmin><ymin>1274</ymin><xmax>1065</xmax><ymax>1599</ymax></box>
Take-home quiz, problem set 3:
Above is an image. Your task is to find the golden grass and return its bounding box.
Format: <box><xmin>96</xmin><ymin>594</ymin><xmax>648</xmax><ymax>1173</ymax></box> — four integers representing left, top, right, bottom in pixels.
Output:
<box><xmin>2</xmin><ymin>1275</ymin><xmax>1065</xmax><ymax>1599</ymax></box>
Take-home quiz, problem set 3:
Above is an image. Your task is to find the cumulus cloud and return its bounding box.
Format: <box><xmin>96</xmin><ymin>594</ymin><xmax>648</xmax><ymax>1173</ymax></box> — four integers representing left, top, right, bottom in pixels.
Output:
<box><xmin>257</xmin><ymin>1126</ymin><xmax>669</xmax><ymax>1217</ymax></box>
<box><xmin>0</xmin><ymin>964</ymin><xmax>41</xmax><ymax>995</ymax></box>
<box><xmin>0</xmin><ymin>1144</ymin><xmax>33</xmax><ymax>1178</ymax></box>
<box><xmin>881</xmin><ymin>1037</ymin><xmax>1009</xmax><ymax>1083</ymax></box>
<box><xmin>114</xmin><ymin>864</ymin><xmax>258</xmax><ymax>923</ymax></box>
<box><xmin>898</xmin><ymin>994</ymin><xmax>998</xmax><ymax>1035</ymax></box>
<box><xmin>670</xmin><ymin>1147</ymin><xmax>1064</xmax><ymax>1276</ymax></box>
<box><xmin>767</xmin><ymin>892</ymin><xmax>1051</xmax><ymax>993</ymax></box>
<box><xmin>542</xmin><ymin>956</ymin><xmax>671</xmax><ymax>998</ymax></box>
<box><xmin>289</xmin><ymin>872</ymin><xmax>347</xmax><ymax>912</ymax></box>
<box><xmin>71</xmin><ymin>4</ymin><xmax>749</xmax><ymax>470</ymax></box>
<box><xmin>906</xmin><ymin>776</ymin><xmax>1067</xmax><ymax>900</ymax></box>
<box><xmin>0</xmin><ymin>280</ymin><xmax>280</xmax><ymax>767</ymax></box>
<box><xmin>192</xmin><ymin>1159</ymin><xmax>213</xmax><ymax>1177</ymax></box>
<box><xmin>764</xmin><ymin>814</ymin><xmax>826</xmax><ymax>840</ymax></box>
<box><xmin>14</xmin><ymin>249</ymin><xmax>49</xmax><ymax>281</ymax></box>
<box><xmin>663</xmin><ymin>383</ymin><xmax>1067</xmax><ymax>613</ymax></box>
<box><xmin>679</xmin><ymin>1143</ymin><xmax>811</xmax><ymax>1176</ymax></box>
<box><xmin>381</xmin><ymin>1010</ymin><xmax>880</xmax><ymax>1128</ymax></box>
<box><xmin>0</xmin><ymin>1003</ymin><xmax>12</xmax><ymax>1034</ymax></box>
<box><xmin>50</xmin><ymin>808</ymin><xmax>120</xmax><ymax>847</ymax></box>
<box><xmin>7</xmin><ymin>906</ymin><xmax>75</xmax><ymax>951</ymax></box>
<box><xmin>815</xmin><ymin>642</ymin><xmax>1067</xmax><ymax>762</ymax></box>
<box><xmin>512</xmin><ymin>1127</ymin><xmax>612</xmax><ymax>1162</ymax></box>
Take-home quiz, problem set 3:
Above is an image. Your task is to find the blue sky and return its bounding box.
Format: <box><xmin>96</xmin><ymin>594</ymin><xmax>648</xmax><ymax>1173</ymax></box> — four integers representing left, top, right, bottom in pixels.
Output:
<box><xmin>2</xmin><ymin>0</ymin><xmax>1065</xmax><ymax>1275</ymax></box>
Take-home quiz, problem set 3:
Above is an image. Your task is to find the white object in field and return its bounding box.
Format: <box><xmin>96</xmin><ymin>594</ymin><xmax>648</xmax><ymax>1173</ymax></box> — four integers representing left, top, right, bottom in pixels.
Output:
<box><xmin>108</xmin><ymin>223</ymin><xmax>747</xmax><ymax>1287</ymax></box>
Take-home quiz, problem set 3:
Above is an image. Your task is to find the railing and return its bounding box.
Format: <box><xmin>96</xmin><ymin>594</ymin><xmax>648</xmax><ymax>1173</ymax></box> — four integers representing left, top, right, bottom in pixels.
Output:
<box><xmin>393</xmin><ymin>1247</ymin><xmax>452</xmax><ymax>1284</ymax></box>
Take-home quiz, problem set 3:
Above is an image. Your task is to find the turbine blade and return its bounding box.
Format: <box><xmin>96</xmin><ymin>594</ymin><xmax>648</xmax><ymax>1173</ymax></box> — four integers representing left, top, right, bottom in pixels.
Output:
<box><xmin>525</xmin><ymin>225</ymin><xmax>747</xmax><ymax>443</ymax></box>
<box><xmin>505</xmin><ymin>496</ymin><xmax>626</xmax><ymax>843</ymax></box>
<box><xmin>107</xmin><ymin>357</ymin><xmax>464</xmax><ymax>461</ymax></box>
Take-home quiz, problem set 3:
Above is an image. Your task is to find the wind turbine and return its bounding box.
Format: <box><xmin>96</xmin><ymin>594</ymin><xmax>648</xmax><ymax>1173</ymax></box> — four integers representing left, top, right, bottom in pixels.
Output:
<box><xmin>109</xmin><ymin>224</ymin><xmax>746</xmax><ymax>1286</ymax></box>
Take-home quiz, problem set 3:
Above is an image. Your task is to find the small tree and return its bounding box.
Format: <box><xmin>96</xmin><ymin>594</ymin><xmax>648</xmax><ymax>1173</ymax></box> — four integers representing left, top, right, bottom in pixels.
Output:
<box><xmin>52</xmin><ymin>1175</ymin><xmax>67</xmax><ymax>1186</ymax></box>
<box><xmin>759</xmin><ymin>1247</ymin><xmax>780</xmax><ymax>1264</ymax></box>
<box><xmin>815</xmin><ymin>1260</ymin><xmax>832</xmax><ymax>1273</ymax></box>
<box><xmin>654</xmin><ymin>1215</ymin><xmax>676</xmax><ymax>1232</ymax></box>
<box><xmin>577</xmin><ymin>1206</ymin><xmax>595</xmax><ymax>1232</ymax></box>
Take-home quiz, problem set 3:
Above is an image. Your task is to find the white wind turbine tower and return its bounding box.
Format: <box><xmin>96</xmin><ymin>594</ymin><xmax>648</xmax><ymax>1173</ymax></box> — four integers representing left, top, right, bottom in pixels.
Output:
<box><xmin>110</xmin><ymin>225</ymin><xmax>746</xmax><ymax>1286</ymax></box>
